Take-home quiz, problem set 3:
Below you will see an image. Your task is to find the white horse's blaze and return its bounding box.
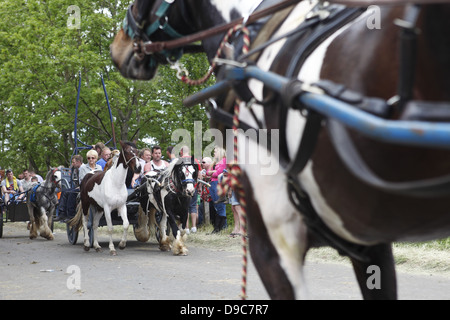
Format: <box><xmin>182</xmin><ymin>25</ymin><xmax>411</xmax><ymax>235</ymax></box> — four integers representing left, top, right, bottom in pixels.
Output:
<box><xmin>184</xmin><ymin>165</ymin><xmax>196</xmax><ymax>196</ymax></box>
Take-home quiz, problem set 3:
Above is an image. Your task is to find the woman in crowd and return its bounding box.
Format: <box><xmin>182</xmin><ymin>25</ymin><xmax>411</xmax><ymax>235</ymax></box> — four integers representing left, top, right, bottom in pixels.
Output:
<box><xmin>205</xmin><ymin>147</ymin><xmax>227</xmax><ymax>233</ymax></box>
<box><xmin>79</xmin><ymin>150</ymin><xmax>102</xmax><ymax>183</ymax></box>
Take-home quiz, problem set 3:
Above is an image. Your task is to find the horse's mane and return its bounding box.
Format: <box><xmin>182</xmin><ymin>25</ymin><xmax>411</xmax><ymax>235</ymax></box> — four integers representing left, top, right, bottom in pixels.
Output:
<box><xmin>123</xmin><ymin>141</ymin><xmax>137</xmax><ymax>148</ymax></box>
<box><xmin>104</xmin><ymin>149</ymin><xmax>120</xmax><ymax>171</ymax></box>
<box><xmin>44</xmin><ymin>169</ymin><xmax>54</xmax><ymax>182</ymax></box>
<box><xmin>167</xmin><ymin>158</ymin><xmax>179</xmax><ymax>173</ymax></box>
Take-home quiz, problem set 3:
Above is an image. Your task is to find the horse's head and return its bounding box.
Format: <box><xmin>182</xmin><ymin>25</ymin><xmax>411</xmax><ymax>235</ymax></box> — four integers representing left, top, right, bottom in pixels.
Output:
<box><xmin>111</xmin><ymin>0</ymin><xmax>197</xmax><ymax>80</ymax></box>
<box><xmin>119</xmin><ymin>140</ymin><xmax>142</xmax><ymax>174</ymax></box>
<box><xmin>45</xmin><ymin>168</ymin><xmax>62</xmax><ymax>189</ymax></box>
<box><xmin>53</xmin><ymin>169</ymin><xmax>62</xmax><ymax>189</ymax></box>
<box><xmin>174</xmin><ymin>156</ymin><xmax>198</xmax><ymax>197</ymax></box>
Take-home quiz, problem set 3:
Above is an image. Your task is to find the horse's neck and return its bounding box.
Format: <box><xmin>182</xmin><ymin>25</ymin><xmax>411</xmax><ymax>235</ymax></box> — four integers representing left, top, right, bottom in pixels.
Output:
<box><xmin>195</xmin><ymin>0</ymin><xmax>262</xmax><ymax>25</ymax></box>
<box><xmin>107</xmin><ymin>162</ymin><xmax>128</xmax><ymax>186</ymax></box>
<box><xmin>164</xmin><ymin>168</ymin><xmax>179</xmax><ymax>189</ymax></box>
<box><xmin>183</xmin><ymin>0</ymin><xmax>263</xmax><ymax>59</ymax></box>
<box><xmin>42</xmin><ymin>181</ymin><xmax>55</xmax><ymax>192</ymax></box>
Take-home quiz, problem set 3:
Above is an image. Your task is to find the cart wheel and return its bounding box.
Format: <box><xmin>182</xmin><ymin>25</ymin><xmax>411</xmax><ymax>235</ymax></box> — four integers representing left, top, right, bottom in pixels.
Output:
<box><xmin>67</xmin><ymin>223</ymin><xmax>78</xmax><ymax>245</ymax></box>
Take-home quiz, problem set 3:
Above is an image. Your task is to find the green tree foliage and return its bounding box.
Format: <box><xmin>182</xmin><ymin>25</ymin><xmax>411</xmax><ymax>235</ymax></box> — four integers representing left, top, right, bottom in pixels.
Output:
<box><xmin>0</xmin><ymin>0</ymin><xmax>212</xmax><ymax>175</ymax></box>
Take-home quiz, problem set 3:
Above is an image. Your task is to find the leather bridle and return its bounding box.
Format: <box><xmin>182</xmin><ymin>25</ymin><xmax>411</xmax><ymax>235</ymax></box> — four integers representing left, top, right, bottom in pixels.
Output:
<box><xmin>123</xmin><ymin>0</ymin><xmax>185</xmax><ymax>65</ymax></box>
<box><xmin>123</xmin><ymin>0</ymin><xmax>302</xmax><ymax>59</ymax></box>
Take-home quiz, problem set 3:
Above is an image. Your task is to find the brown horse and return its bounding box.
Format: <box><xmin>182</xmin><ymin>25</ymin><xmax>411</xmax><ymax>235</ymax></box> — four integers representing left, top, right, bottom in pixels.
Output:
<box><xmin>111</xmin><ymin>0</ymin><xmax>450</xmax><ymax>299</ymax></box>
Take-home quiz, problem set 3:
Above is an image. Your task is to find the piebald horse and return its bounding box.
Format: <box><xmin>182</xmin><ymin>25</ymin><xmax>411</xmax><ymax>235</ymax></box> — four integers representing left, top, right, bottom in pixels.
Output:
<box><xmin>132</xmin><ymin>157</ymin><xmax>198</xmax><ymax>255</ymax></box>
<box><xmin>111</xmin><ymin>0</ymin><xmax>450</xmax><ymax>299</ymax></box>
<box><xmin>70</xmin><ymin>141</ymin><xmax>141</xmax><ymax>255</ymax></box>
<box><xmin>27</xmin><ymin>168</ymin><xmax>62</xmax><ymax>240</ymax></box>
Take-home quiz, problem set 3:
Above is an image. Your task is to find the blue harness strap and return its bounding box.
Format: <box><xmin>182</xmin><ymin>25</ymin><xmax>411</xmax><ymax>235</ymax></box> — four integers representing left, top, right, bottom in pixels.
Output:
<box><xmin>29</xmin><ymin>183</ymin><xmax>41</xmax><ymax>203</ymax></box>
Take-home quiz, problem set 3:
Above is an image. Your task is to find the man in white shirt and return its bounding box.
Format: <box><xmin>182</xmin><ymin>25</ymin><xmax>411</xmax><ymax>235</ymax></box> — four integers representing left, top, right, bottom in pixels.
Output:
<box><xmin>144</xmin><ymin>145</ymin><xmax>169</xmax><ymax>174</ymax></box>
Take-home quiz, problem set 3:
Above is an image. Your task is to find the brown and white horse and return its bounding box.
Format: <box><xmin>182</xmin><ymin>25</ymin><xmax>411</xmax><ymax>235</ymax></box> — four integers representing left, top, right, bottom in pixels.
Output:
<box><xmin>69</xmin><ymin>141</ymin><xmax>141</xmax><ymax>255</ymax></box>
<box><xmin>111</xmin><ymin>0</ymin><xmax>450</xmax><ymax>299</ymax></box>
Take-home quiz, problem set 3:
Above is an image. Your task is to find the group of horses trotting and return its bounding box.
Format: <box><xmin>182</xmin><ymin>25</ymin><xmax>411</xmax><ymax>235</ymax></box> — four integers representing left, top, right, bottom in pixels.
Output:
<box><xmin>110</xmin><ymin>0</ymin><xmax>450</xmax><ymax>299</ymax></box>
<box><xmin>68</xmin><ymin>141</ymin><xmax>199</xmax><ymax>256</ymax></box>
<box><xmin>26</xmin><ymin>140</ymin><xmax>199</xmax><ymax>257</ymax></box>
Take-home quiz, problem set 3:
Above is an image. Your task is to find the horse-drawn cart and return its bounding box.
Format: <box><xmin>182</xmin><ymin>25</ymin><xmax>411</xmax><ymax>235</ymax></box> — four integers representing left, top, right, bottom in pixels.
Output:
<box><xmin>0</xmin><ymin>200</ymin><xmax>57</xmax><ymax>239</ymax></box>
<box><xmin>0</xmin><ymin>200</ymin><xmax>33</xmax><ymax>238</ymax></box>
<box><xmin>65</xmin><ymin>200</ymin><xmax>141</xmax><ymax>247</ymax></box>
<box><xmin>64</xmin><ymin>75</ymin><xmax>146</xmax><ymax>249</ymax></box>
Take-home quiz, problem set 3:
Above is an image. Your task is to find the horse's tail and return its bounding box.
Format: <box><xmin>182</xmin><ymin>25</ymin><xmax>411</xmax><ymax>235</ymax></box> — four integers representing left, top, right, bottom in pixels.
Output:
<box><xmin>68</xmin><ymin>202</ymin><xmax>84</xmax><ymax>231</ymax></box>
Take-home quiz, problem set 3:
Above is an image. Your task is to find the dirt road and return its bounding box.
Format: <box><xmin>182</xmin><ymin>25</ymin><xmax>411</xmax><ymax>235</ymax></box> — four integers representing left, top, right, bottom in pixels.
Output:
<box><xmin>0</xmin><ymin>222</ymin><xmax>448</xmax><ymax>300</ymax></box>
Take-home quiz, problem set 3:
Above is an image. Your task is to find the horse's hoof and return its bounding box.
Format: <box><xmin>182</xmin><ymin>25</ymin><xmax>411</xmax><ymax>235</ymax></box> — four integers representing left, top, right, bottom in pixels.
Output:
<box><xmin>159</xmin><ymin>244</ymin><xmax>171</xmax><ymax>252</ymax></box>
<box><xmin>42</xmin><ymin>233</ymin><xmax>54</xmax><ymax>240</ymax></box>
<box><xmin>83</xmin><ymin>246</ymin><xmax>90</xmax><ymax>252</ymax></box>
<box><xmin>95</xmin><ymin>247</ymin><xmax>102</xmax><ymax>253</ymax></box>
<box><xmin>29</xmin><ymin>235</ymin><xmax>37</xmax><ymax>240</ymax></box>
<box><xmin>119</xmin><ymin>242</ymin><xmax>126</xmax><ymax>250</ymax></box>
<box><xmin>110</xmin><ymin>250</ymin><xmax>117</xmax><ymax>256</ymax></box>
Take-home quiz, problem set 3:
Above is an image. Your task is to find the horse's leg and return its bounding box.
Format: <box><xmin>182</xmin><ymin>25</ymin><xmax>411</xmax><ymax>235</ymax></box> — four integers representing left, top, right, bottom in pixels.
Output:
<box><xmin>91</xmin><ymin>210</ymin><xmax>103</xmax><ymax>252</ymax></box>
<box><xmin>241</xmin><ymin>172</ymin><xmax>301</xmax><ymax>299</ymax></box>
<box><xmin>172</xmin><ymin>230</ymin><xmax>188</xmax><ymax>256</ymax></box>
<box><xmin>82</xmin><ymin>207</ymin><xmax>91</xmax><ymax>251</ymax></box>
<box><xmin>39</xmin><ymin>207</ymin><xmax>53</xmax><ymax>240</ymax></box>
<box><xmin>118</xmin><ymin>204</ymin><xmax>129</xmax><ymax>250</ymax></box>
<box><xmin>180</xmin><ymin>205</ymin><xmax>189</xmax><ymax>236</ymax></box>
<box><xmin>349</xmin><ymin>243</ymin><xmax>397</xmax><ymax>300</ymax></box>
<box><xmin>158</xmin><ymin>210</ymin><xmax>171</xmax><ymax>251</ymax></box>
<box><xmin>158</xmin><ymin>194</ymin><xmax>171</xmax><ymax>251</ymax></box>
<box><xmin>167</xmin><ymin>209</ymin><xmax>179</xmax><ymax>239</ymax></box>
<box><xmin>27</xmin><ymin>204</ymin><xmax>38</xmax><ymax>239</ymax></box>
<box><xmin>134</xmin><ymin>205</ymin><xmax>150</xmax><ymax>242</ymax></box>
<box><xmin>168</xmin><ymin>207</ymin><xmax>188</xmax><ymax>256</ymax></box>
<box><xmin>47</xmin><ymin>206</ymin><xmax>54</xmax><ymax>230</ymax></box>
<box><xmin>103</xmin><ymin>206</ymin><xmax>116</xmax><ymax>255</ymax></box>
